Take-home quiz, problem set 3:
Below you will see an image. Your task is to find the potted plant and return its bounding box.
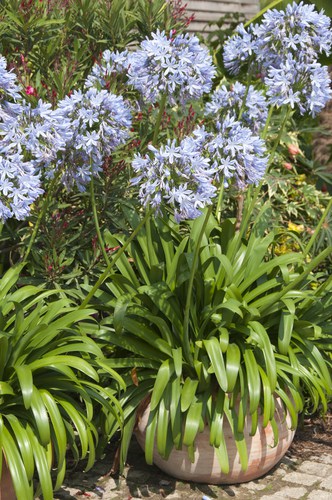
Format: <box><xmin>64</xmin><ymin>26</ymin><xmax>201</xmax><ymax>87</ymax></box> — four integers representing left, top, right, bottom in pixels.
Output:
<box><xmin>94</xmin><ymin>205</ymin><xmax>331</xmax><ymax>483</ymax></box>
<box><xmin>80</xmin><ymin>0</ymin><xmax>332</xmax><ymax>483</ymax></box>
<box><xmin>0</xmin><ymin>264</ymin><xmax>124</xmax><ymax>500</ymax></box>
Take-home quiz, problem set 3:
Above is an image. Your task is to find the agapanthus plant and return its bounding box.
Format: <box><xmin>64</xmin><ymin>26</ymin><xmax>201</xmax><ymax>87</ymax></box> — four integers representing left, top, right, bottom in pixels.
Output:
<box><xmin>87</xmin><ymin>30</ymin><xmax>216</xmax><ymax>106</ymax></box>
<box><xmin>132</xmin><ymin>118</ymin><xmax>268</xmax><ymax>221</ymax></box>
<box><xmin>223</xmin><ymin>1</ymin><xmax>332</xmax><ymax>117</ymax></box>
<box><xmin>50</xmin><ymin>88</ymin><xmax>132</xmax><ymax>191</ymax></box>
<box><xmin>205</xmin><ymin>82</ymin><xmax>268</xmax><ymax>133</ymax></box>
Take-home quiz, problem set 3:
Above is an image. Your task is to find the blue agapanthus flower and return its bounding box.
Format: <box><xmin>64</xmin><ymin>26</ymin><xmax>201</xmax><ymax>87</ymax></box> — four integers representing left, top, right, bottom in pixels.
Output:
<box><xmin>224</xmin><ymin>2</ymin><xmax>332</xmax><ymax>75</ymax></box>
<box><xmin>132</xmin><ymin>118</ymin><xmax>268</xmax><ymax>221</ymax></box>
<box><xmin>223</xmin><ymin>23</ymin><xmax>257</xmax><ymax>75</ymax></box>
<box><xmin>0</xmin><ymin>153</ymin><xmax>43</xmax><ymax>221</ymax></box>
<box><xmin>50</xmin><ymin>88</ymin><xmax>132</xmax><ymax>191</ymax></box>
<box><xmin>253</xmin><ymin>1</ymin><xmax>332</xmax><ymax>69</ymax></box>
<box><xmin>127</xmin><ymin>30</ymin><xmax>216</xmax><ymax>105</ymax></box>
<box><xmin>0</xmin><ymin>56</ymin><xmax>21</xmax><ymax>101</ymax></box>
<box><xmin>265</xmin><ymin>56</ymin><xmax>332</xmax><ymax>116</ymax></box>
<box><xmin>85</xmin><ymin>49</ymin><xmax>130</xmax><ymax>89</ymax></box>
<box><xmin>205</xmin><ymin>82</ymin><xmax>268</xmax><ymax>132</ymax></box>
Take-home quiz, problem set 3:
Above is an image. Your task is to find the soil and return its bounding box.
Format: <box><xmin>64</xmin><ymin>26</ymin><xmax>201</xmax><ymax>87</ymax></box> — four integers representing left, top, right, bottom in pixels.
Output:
<box><xmin>289</xmin><ymin>411</ymin><xmax>332</xmax><ymax>459</ymax></box>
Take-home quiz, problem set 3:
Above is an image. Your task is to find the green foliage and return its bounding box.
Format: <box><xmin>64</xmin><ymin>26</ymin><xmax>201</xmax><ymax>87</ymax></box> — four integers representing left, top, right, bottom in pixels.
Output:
<box><xmin>0</xmin><ymin>264</ymin><xmax>124</xmax><ymax>499</ymax></box>
<box><xmin>0</xmin><ymin>0</ymin><xmax>187</xmax><ymax>102</ymax></box>
<box><xmin>90</xmin><ymin>209</ymin><xmax>332</xmax><ymax>471</ymax></box>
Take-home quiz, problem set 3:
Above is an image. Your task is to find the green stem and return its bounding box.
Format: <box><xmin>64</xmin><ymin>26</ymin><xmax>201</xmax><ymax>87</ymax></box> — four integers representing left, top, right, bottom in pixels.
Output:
<box><xmin>90</xmin><ymin>174</ymin><xmax>111</xmax><ymax>266</ymax></box>
<box><xmin>238</xmin><ymin>105</ymin><xmax>291</xmax><ymax>241</ymax></box>
<box><xmin>261</xmin><ymin>105</ymin><xmax>274</xmax><ymax>140</ymax></box>
<box><xmin>152</xmin><ymin>93</ymin><xmax>167</xmax><ymax>146</ymax></box>
<box><xmin>80</xmin><ymin>209</ymin><xmax>153</xmax><ymax>308</ymax></box>
<box><xmin>238</xmin><ymin>70</ymin><xmax>253</xmax><ymax>121</ymax></box>
<box><xmin>215</xmin><ymin>179</ymin><xmax>224</xmax><ymax>223</ymax></box>
<box><xmin>303</xmin><ymin>197</ymin><xmax>332</xmax><ymax>259</ymax></box>
<box><xmin>23</xmin><ymin>170</ymin><xmax>61</xmax><ymax>262</ymax></box>
<box><xmin>183</xmin><ymin>206</ymin><xmax>213</xmax><ymax>363</ymax></box>
<box><xmin>267</xmin><ymin>107</ymin><xmax>291</xmax><ymax>169</ymax></box>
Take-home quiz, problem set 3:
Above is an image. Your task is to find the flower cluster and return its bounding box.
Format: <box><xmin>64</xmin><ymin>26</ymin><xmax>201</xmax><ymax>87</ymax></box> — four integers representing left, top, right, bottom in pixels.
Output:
<box><xmin>0</xmin><ymin>54</ymin><xmax>133</xmax><ymax>220</ymax></box>
<box><xmin>205</xmin><ymin>82</ymin><xmax>268</xmax><ymax>132</ymax></box>
<box><xmin>127</xmin><ymin>30</ymin><xmax>216</xmax><ymax>105</ymax></box>
<box><xmin>0</xmin><ymin>60</ymin><xmax>45</xmax><ymax>221</ymax></box>
<box><xmin>50</xmin><ymin>88</ymin><xmax>132</xmax><ymax>191</ymax></box>
<box><xmin>223</xmin><ymin>2</ymin><xmax>332</xmax><ymax>116</ymax></box>
<box><xmin>265</xmin><ymin>56</ymin><xmax>332</xmax><ymax>116</ymax></box>
<box><xmin>0</xmin><ymin>56</ymin><xmax>21</xmax><ymax>101</ymax></box>
<box><xmin>85</xmin><ymin>50</ymin><xmax>129</xmax><ymax>89</ymax></box>
<box><xmin>0</xmin><ymin>154</ymin><xmax>43</xmax><ymax>221</ymax></box>
<box><xmin>132</xmin><ymin>117</ymin><xmax>268</xmax><ymax>221</ymax></box>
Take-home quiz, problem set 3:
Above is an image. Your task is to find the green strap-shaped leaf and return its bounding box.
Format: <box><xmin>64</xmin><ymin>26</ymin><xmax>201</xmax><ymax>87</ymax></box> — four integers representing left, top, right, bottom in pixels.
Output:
<box><xmin>57</xmin><ymin>399</ymin><xmax>88</xmax><ymax>458</ymax></box>
<box><xmin>224</xmin><ymin>399</ymin><xmax>248</xmax><ymax>472</ymax></box>
<box><xmin>15</xmin><ymin>365</ymin><xmax>33</xmax><ymax>410</ymax></box>
<box><xmin>249</xmin><ymin>321</ymin><xmax>277</xmax><ymax>392</ymax></box>
<box><xmin>204</xmin><ymin>338</ymin><xmax>227</xmax><ymax>391</ymax></box>
<box><xmin>172</xmin><ymin>348</ymin><xmax>182</xmax><ymax>377</ymax></box>
<box><xmin>31</xmin><ymin>386</ymin><xmax>51</xmax><ymax>447</ymax></box>
<box><xmin>226</xmin><ymin>343</ymin><xmax>241</xmax><ymax>392</ymax></box>
<box><xmin>85</xmin><ymin>424</ymin><xmax>96</xmax><ymax>472</ymax></box>
<box><xmin>40</xmin><ymin>391</ymin><xmax>67</xmax><ymax>475</ymax></box>
<box><xmin>29</xmin><ymin>356</ymin><xmax>99</xmax><ymax>382</ymax></box>
<box><xmin>181</xmin><ymin>377</ymin><xmax>198</xmax><ymax>412</ymax></box>
<box><xmin>258</xmin><ymin>366</ymin><xmax>273</xmax><ymax>428</ymax></box>
<box><xmin>183</xmin><ymin>399</ymin><xmax>203</xmax><ymax>447</ymax></box>
<box><xmin>26</xmin><ymin>426</ymin><xmax>53</xmax><ymax>500</ymax></box>
<box><xmin>150</xmin><ymin>359</ymin><xmax>173</xmax><ymax>411</ymax></box>
<box><xmin>145</xmin><ymin>408</ymin><xmax>158</xmax><ymax>465</ymax></box>
<box><xmin>157</xmin><ymin>397</ymin><xmax>170</xmax><ymax>458</ymax></box>
<box><xmin>170</xmin><ymin>377</ymin><xmax>182</xmax><ymax>449</ymax></box>
<box><xmin>215</xmin><ymin>437</ymin><xmax>230</xmax><ymax>474</ymax></box>
<box><xmin>275</xmin><ymin>387</ymin><xmax>298</xmax><ymax>430</ymax></box>
<box><xmin>2</xmin><ymin>425</ymin><xmax>33</xmax><ymax>500</ymax></box>
<box><xmin>243</xmin><ymin>349</ymin><xmax>261</xmax><ymax>415</ymax></box>
<box><xmin>4</xmin><ymin>415</ymin><xmax>34</xmax><ymax>481</ymax></box>
<box><xmin>209</xmin><ymin>389</ymin><xmax>225</xmax><ymax>447</ymax></box>
<box><xmin>0</xmin><ymin>381</ymin><xmax>14</xmax><ymax>396</ymax></box>
<box><xmin>278</xmin><ymin>310</ymin><xmax>295</xmax><ymax>355</ymax></box>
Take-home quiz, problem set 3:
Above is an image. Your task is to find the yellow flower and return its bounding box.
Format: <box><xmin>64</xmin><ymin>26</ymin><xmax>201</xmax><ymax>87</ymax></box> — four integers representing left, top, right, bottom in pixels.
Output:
<box><xmin>288</xmin><ymin>222</ymin><xmax>304</xmax><ymax>233</ymax></box>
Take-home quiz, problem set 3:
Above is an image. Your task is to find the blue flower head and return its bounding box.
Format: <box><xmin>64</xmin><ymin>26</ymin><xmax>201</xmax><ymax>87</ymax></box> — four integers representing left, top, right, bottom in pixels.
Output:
<box><xmin>0</xmin><ymin>56</ymin><xmax>21</xmax><ymax>101</ymax></box>
<box><xmin>132</xmin><ymin>118</ymin><xmax>268</xmax><ymax>221</ymax></box>
<box><xmin>205</xmin><ymin>82</ymin><xmax>268</xmax><ymax>133</ymax></box>
<box><xmin>50</xmin><ymin>88</ymin><xmax>132</xmax><ymax>191</ymax></box>
<box><xmin>223</xmin><ymin>1</ymin><xmax>332</xmax><ymax>74</ymax></box>
<box><xmin>127</xmin><ymin>30</ymin><xmax>216</xmax><ymax>105</ymax></box>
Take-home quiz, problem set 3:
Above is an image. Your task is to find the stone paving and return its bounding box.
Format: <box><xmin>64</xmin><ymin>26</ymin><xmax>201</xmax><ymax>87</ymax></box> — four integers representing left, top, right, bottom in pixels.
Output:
<box><xmin>54</xmin><ymin>437</ymin><xmax>332</xmax><ymax>500</ymax></box>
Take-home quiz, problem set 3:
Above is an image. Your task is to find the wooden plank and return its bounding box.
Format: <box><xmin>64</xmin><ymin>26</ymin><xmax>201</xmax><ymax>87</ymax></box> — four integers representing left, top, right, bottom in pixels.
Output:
<box><xmin>186</xmin><ymin>0</ymin><xmax>259</xmax><ymax>5</ymax></box>
<box><xmin>187</xmin><ymin>6</ymin><xmax>259</xmax><ymax>19</ymax></box>
<box><xmin>187</xmin><ymin>1</ymin><xmax>259</xmax><ymax>11</ymax></box>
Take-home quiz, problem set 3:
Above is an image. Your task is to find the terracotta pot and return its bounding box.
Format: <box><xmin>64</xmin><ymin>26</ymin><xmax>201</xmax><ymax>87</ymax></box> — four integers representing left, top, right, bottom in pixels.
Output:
<box><xmin>135</xmin><ymin>396</ymin><xmax>295</xmax><ymax>484</ymax></box>
<box><xmin>0</xmin><ymin>459</ymin><xmax>16</xmax><ymax>500</ymax></box>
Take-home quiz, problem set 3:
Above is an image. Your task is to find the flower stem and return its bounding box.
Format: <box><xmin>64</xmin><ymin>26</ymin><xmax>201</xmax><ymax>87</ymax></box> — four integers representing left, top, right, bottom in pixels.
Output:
<box><xmin>215</xmin><ymin>179</ymin><xmax>224</xmax><ymax>223</ymax></box>
<box><xmin>80</xmin><ymin>208</ymin><xmax>153</xmax><ymax>308</ymax></box>
<box><xmin>152</xmin><ymin>93</ymin><xmax>167</xmax><ymax>146</ymax></box>
<box><xmin>303</xmin><ymin>197</ymin><xmax>332</xmax><ymax>259</ymax></box>
<box><xmin>90</xmin><ymin>173</ymin><xmax>111</xmax><ymax>266</ymax></box>
<box><xmin>267</xmin><ymin>107</ymin><xmax>291</xmax><ymax>169</ymax></box>
<box><xmin>261</xmin><ymin>105</ymin><xmax>274</xmax><ymax>140</ymax></box>
<box><xmin>183</xmin><ymin>205</ymin><xmax>213</xmax><ymax>363</ymax></box>
<box><xmin>23</xmin><ymin>170</ymin><xmax>61</xmax><ymax>262</ymax></box>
